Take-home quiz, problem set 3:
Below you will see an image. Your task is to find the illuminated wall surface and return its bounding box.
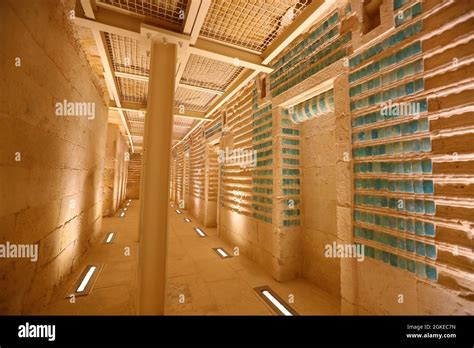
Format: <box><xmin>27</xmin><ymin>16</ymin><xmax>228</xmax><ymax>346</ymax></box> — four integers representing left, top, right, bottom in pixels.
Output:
<box><xmin>170</xmin><ymin>0</ymin><xmax>473</xmax><ymax>313</ymax></box>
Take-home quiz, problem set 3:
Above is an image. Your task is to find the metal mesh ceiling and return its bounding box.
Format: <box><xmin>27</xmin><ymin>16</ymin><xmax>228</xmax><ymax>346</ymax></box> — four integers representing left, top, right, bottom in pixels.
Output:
<box><xmin>105</xmin><ymin>33</ymin><xmax>150</xmax><ymax>76</ymax></box>
<box><xmin>98</xmin><ymin>0</ymin><xmax>188</xmax><ymax>27</ymax></box>
<box><xmin>131</xmin><ymin>135</ymin><xmax>144</xmax><ymax>145</ymax></box>
<box><xmin>200</xmin><ymin>0</ymin><xmax>311</xmax><ymax>52</ymax></box>
<box><xmin>173</xmin><ymin>115</ymin><xmax>196</xmax><ymax>127</ymax></box>
<box><xmin>116</xmin><ymin>76</ymin><xmax>148</xmax><ymax>103</ymax></box>
<box><xmin>126</xmin><ymin>110</ymin><xmax>145</xmax><ymax>123</ymax></box>
<box><xmin>181</xmin><ymin>54</ymin><xmax>244</xmax><ymax>92</ymax></box>
<box><xmin>129</xmin><ymin>121</ymin><xmax>145</xmax><ymax>134</ymax></box>
<box><xmin>175</xmin><ymin>87</ymin><xmax>217</xmax><ymax>112</ymax></box>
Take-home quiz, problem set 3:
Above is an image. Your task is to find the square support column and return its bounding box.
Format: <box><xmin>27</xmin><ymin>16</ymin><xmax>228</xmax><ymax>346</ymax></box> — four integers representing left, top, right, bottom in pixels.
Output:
<box><xmin>137</xmin><ymin>41</ymin><xmax>176</xmax><ymax>315</ymax></box>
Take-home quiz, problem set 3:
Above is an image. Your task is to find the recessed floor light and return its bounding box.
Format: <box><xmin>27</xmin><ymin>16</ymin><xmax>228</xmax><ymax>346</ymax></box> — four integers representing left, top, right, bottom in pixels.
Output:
<box><xmin>70</xmin><ymin>265</ymin><xmax>101</xmax><ymax>296</ymax></box>
<box><xmin>103</xmin><ymin>232</ymin><xmax>115</xmax><ymax>244</ymax></box>
<box><xmin>123</xmin><ymin>207</ymin><xmax>128</xmax><ymax>211</ymax></box>
<box><xmin>120</xmin><ymin>212</ymin><xmax>125</xmax><ymax>218</ymax></box>
<box><xmin>184</xmin><ymin>218</ymin><xmax>191</xmax><ymax>222</ymax></box>
<box><xmin>126</xmin><ymin>202</ymin><xmax>130</xmax><ymax>207</ymax></box>
<box><xmin>254</xmin><ymin>286</ymin><xmax>297</xmax><ymax>316</ymax></box>
<box><xmin>194</xmin><ymin>227</ymin><xmax>206</xmax><ymax>237</ymax></box>
<box><xmin>212</xmin><ymin>247</ymin><xmax>232</xmax><ymax>258</ymax></box>
<box><xmin>176</xmin><ymin>209</ymin><xmax>182</xmax><ymax>214</ymax></box>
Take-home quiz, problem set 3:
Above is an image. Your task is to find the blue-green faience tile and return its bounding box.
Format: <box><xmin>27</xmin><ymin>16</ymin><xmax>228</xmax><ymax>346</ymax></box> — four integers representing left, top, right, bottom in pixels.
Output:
<box><xmin>425</xmin><ymin>244</ymin><xmax>437</xmax><ymax>259</ymax></box>
<box><xmin>396</xmin><ymin>180</ymin><xmax>405</xmax><ymax>192</ymax></box>
<box><xmin>415</xmin><ymin>220</ymin><xmax>424</xmax><ymax>235</ymax></box>
<box><xmin>407</xmin><ymin>259</ymin><xmax>416</xmax><ymax>273</ymax></box>
<box><xmin>406</xmin><ymin>239</ymin><xmax>415</xmax><ymax>253</ymax></box>
<box><xmin>412</xmin><ymin>161</ymin><xmax>422</xmax><ymax>173</ymax></box>
<box><xmin>415</xmin><ymin>241</ymin><xmax>426</xmax><ymax>256</ymax></box>
<box><xmin>416</xmin><ymin>261</ymin><xmax>427</xmax><ymax>278</ymax></box>
<box><xmin>424</xmin><ymin>222</ymin><xmax>435</xmax><ymax>236</ymax></box>
<box><xmin>390</xmin><ymin>254</ymin><xmax>398</xmax><ymax>266</ymax></box>
<box><xmin>366</xmin><ymin>246</ymin><xmax>375</xmax><ymax>258</ymax></box>
<box><xmin>415</xmin><ymin>200</ymin><xmax>425</xmax><ymax>213</ymax></box>
<box><xmin>406</xmin><ymin>199</ymin><xmax>415</xmax><ymax>212</ymax></box>
<box><xmin>405</xmin><ymin>180</ymin><xmax>414</xmax><ymax>192</ymax></box>
<box><xmin>389</xmin><ymin>234</ymin><xmax>397</xmax><ymax>247</ymax></box>
<box><xmin>426</xmin><ymin>265</ymin><xmax>437</xmax><ymax>281</ymax></box>
<box><xmin>423</xmin><ymin>180</ymin><xmax>434</xmax><ymax>194</ymax></box>
<box><xmin>425</xmin><ymin>201</ymin><xmax>436</xmax><ymax>214</ymax></box>
<box><xmin>406</xmin><ymin>219</ymin><xmax>414</xmax><ymax>233</ymax></box>
<box><xmin>398</xmin><ymin>256</ymin><xmax>407</xmax><ymax>270</ymax></box>
<box><xmin>397</xmin><ymin>218</ymin><xmax>406</xmax><ymax>231</ymax></box>
<box><xmin>414</xmin><ymin>181</ymin><xmax>423</xmax><ymax>194</ymax></box>
<box><xmin>397</xmin><ymin>238</ymin><xmax>406</xmax><ymax>250</ymax></box>
<box><xmin>413</xmin><ymin>139</ymin><xmax>421</xmax><ymax>152</ymax></box>
<box><xmin>421</xmin><ymin>138</ymin><xmax>431</xmax><ymax>152</ymax></box>
<box><xmin>422</xmin><ymin>160</ymin><xmax>432</xmax><ymax>173</ymax></box>
<box><xmin>374</xmin><ymin>249</ymin><xmax>383</xmax><ymax>260</ymax></box>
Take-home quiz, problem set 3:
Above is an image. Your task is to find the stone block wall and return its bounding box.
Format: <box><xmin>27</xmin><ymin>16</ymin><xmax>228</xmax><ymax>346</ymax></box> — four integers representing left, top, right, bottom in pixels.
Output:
<box><xmin>0</xmin><ymin>0</ymin><xmax>109</xmax><ymax>314</ymax></box>
<box><xmin>103</xmin><ymin>123</ymin><xmax>129</xmax><ymax>216</ymax></box>
<box><xmin>126</xmin><ymin>152</ymin><xmax>141</xmax><ymax>200</ymax></box>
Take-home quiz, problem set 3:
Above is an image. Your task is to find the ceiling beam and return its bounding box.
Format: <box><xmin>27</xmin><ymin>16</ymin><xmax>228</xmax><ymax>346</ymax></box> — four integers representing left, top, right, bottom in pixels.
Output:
<box><xmin>114</xmin><ymin>72</ymin><xmax>224</xmax><ymax>96</ymax></box>
<box><xmin>183</xmin><ymin>0</ymin><xmax>201</xmax><ymax>35</ymax></box>
<box><xmin>110</xmin><ymin>100</ymin><xmax>147</xmax><ymax>110</ymax></box>
<box><xmin>75</xmin><ymin>6</ymin><xmax>147</xmax><ymax>43</ymax></box>
<box><xmin>189</xmin><ymin>0</ymin><xmax>211</xmax><ymax>44</ymax></box>
<box><xmin>109</xmin><ymin>105</ymin><xmax>146</xmax><ymax>114</ymax></box>
<box><xmin>177</xmin><ymin>82</ymin><xmax>223</xmax><ymax>95</ymax></box>
<box><xmin>173</xmin><ymin>108</ymin><xmax>212</xmax><ymax>121</ymax></box>
<box><xmin>190</xmin><ymin>38</ymin><xmax>273</xmax><ymax>73</ymax></box>
<box><xmin>79</xmin><ymin>0</ymin><xmax>135</xmax><ymax>153</ymax></box>
<box><xmin>114</xmin><ymin>71</ymin><xmax>149</xmax><ymax>82</ymax></box>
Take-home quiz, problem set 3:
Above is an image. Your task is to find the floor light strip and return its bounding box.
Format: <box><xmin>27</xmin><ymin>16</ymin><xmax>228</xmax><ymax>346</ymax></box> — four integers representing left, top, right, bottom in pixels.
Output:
<box><xmin>76</xmin><ymin>266</ymin><xmax>97</xmax><ymax>293</ymax></box>
<box><xmin>120</xmin><ymin>212</ymin><xmax>125</xmax><ymax>218</ymax></box>
<box><xmin>194</xmin><ymin>227</ymin><xmax>206</xmax><ymax>237</ymax></box>
<box><xmin>176</xmin><ymin>209</ymin><xmax>183</xmax><ymax>214</ymax></box>
<box><xmin>184</xmin><ymin>218</ymin><xmax>191</xmax><ymax>222</ymax></box>
<box><xmin>212</xmin><ymin>247</ymin><xmax>232</xmax><ymax>258</ymax></box>
<box><xmin>104</xmin><ymin>232</ymin><xmax>115</xmax><ymax>244</ymax></box>
<box><xmin>254</xmin><ymin>286</ymin><xmax>297</xmax><ymax>316</ymax></box>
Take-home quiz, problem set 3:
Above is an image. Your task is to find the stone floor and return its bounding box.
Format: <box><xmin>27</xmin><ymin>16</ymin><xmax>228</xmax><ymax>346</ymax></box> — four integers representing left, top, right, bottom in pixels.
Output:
<box><xmin>42</xmin><ymin>200</ymin><xmax>340</xmax><ymax>315</ymax></box>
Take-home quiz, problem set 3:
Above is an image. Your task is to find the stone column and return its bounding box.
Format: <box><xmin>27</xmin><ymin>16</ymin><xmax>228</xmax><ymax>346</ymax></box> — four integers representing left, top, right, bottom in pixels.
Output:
<box><xmin>137</xmin><ymin>41</ymin><xmax>176</xmax><ymax>315</ymax></box>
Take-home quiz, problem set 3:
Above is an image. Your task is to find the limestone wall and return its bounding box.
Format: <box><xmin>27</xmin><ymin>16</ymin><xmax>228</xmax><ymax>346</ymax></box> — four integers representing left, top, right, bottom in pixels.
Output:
<box><xmin>0</xmin><ymin>0</ymin><xmax>109</xmax><ymax>313</ymax></box>
<box><xmin>126</xmin><ymin>153</ymin><xmax>141</xmax><ymax>199</ymax></box>
<box><xmin>103</xmin><ymin>124</ymin><xmax>129</xmax><ymax>216</ymax></box>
